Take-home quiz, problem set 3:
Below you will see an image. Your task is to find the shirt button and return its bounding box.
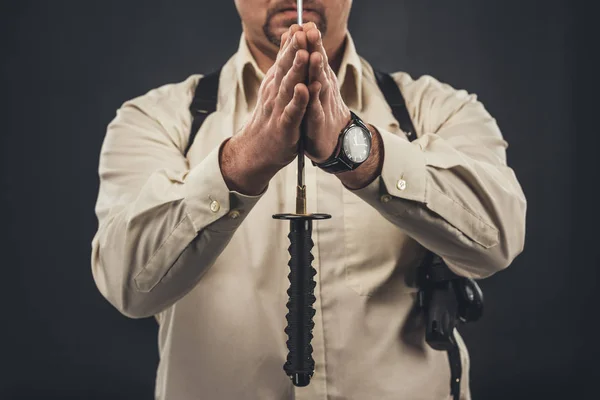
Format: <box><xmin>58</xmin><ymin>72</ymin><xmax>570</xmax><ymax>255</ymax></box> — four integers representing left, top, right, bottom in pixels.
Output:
<box><xmin>380</xmin><ymin>194</ymin><xmax>392</xmax><ymax>203</ymax></box>
<box><xmin>228</xmin><ymin>210</ymin><xmax>240</xmax><ymax>219</ymax></box>
<box><xmin>210</xmin><ymin>200</ymin><xmax>220</xmax><ymax>213</ymax></box>
<box><xmin>396</xmin><ymin>179</ymin><xmax>407</xmax><ymax>191</ymax></box>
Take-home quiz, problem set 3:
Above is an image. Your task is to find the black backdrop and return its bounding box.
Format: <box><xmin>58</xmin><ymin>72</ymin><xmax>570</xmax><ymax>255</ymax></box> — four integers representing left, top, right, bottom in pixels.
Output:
<box><xmin>1</xmin><ymin>1</ymin><xmax>597</xmax><ymax>399</ymax></box>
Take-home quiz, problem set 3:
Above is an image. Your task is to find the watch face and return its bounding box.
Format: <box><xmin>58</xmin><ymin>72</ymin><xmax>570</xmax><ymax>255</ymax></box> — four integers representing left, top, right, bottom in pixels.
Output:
<box><xmin>342</xmin><ymin>126</ymin><xmax>371</xmax><ymax>163</ymax></box>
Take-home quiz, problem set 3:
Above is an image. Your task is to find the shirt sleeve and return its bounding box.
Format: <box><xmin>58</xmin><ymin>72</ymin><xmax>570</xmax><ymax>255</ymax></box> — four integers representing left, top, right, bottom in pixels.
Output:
<box><xmin>348</xmin><ymin>74</ymin><xmax>527</xmax><ymax>279</ymax></box>
<box><xmin>91</xmin><ymin>82</ymin><xmax>265</xmax><ymax>319</ymax></box>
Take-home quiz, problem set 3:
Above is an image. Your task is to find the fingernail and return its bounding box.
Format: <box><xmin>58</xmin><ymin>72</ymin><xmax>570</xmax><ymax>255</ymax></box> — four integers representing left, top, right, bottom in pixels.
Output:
<box><xmin>292</xmin><ymin>34</ymin><xmax>298</xmax><ymax>48</ymax></box>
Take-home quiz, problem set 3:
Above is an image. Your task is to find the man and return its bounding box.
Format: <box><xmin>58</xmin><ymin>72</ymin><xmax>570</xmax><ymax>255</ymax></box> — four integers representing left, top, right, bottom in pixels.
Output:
<box><xmin>91</xmin><ymin>0</ymin><xmax>526</xmax><ymax>399</ymax></box>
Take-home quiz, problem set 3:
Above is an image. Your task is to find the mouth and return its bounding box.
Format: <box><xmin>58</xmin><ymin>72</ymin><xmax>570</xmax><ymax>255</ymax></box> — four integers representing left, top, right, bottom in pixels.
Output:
<box><xmin>263</xmin><ymin>3</ymin><xmax>327</xmax><ymax>46</ymax></box>
<box><xmin>276</xmin><ymin>8</ymin><xmax>318</xmax><ymax>22</ymax></box>
<box><xmin>278</xmin><ymin>7</ymin><xmax>317</xmax><ymax>15</ymax></box>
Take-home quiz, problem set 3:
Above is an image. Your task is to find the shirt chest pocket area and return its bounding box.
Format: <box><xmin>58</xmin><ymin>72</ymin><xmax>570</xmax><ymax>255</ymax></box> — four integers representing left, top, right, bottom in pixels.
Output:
<box><xmin>341</xmin><ymin>187</ymin><xmax>425</xmax><ymax>297</ymax></box>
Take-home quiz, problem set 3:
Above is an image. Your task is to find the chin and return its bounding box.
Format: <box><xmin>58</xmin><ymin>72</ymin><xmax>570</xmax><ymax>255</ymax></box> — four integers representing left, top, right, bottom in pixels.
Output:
<box><xmin>271</xmin><ymin>18</ymin><xmax>298</xmax><ymax>35</ymax></box>
<box><xmin>266</xmin><ymin>16</ymin><xmax>325</xmax><ymax>47</ymax></box>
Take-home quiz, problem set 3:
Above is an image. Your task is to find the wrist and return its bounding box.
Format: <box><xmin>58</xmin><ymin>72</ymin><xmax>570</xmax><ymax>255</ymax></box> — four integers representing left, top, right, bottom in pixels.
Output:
<box><xmin>219</xmin><ymin>135</ymin><xmax>274</xmax><ymax>196</ymax></box>
<box><xmin>337</xmin><ymin>124</ymin><xmax>383</xmax><ymax>190</ymax></box>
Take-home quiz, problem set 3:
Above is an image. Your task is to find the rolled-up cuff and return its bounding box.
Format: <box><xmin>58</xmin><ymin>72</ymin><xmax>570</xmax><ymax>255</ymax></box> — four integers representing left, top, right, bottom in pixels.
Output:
<box><xmin>348</xmin><ymin>125</ymin><xmax>427</xmax><ymax>216</ymax></box>
<box><xmin>183</xmin><ymin>138</ymin><xmax>266</xmax><ymax>233</ymax></box>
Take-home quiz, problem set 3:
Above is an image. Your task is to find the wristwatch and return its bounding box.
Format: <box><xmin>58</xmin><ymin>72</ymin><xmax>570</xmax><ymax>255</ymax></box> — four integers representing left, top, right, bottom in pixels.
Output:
<box><xmin>312</xmin><ymin>111</ymin><xmax>373</xmax><ymax>174</ymax></box>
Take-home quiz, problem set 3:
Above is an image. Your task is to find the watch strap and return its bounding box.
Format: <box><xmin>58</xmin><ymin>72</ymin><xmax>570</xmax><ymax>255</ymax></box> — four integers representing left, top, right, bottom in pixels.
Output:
<box><xmin>314</xmin><ymin>156</ymin><xmax>351</xmax><ymax>174</ymax></box>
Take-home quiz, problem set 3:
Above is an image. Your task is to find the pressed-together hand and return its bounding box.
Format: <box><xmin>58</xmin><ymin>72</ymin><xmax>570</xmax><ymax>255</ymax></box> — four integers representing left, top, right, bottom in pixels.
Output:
<box><xmin>244</xmin><ymin>24</ymin><xmax>312</xmax><ymax>170</ymax></box>
<box><xmin>298</xmin><ymin>22</ymin><xmax>382</xmax><ymax>190</ymax></box>
<box><xmin>302</xmin><ymin>22</ymin><xmax>352</xmax><ymax>164</ymax></box>
<box><xmin>221</xmin><ymin>23</ymin><xmax>380</xmax><ymax>195</ymax></box>
<box><xmin>221</xmin><ymin>24</ymin><xmax>311</xmax><ymax>195</ymax></box>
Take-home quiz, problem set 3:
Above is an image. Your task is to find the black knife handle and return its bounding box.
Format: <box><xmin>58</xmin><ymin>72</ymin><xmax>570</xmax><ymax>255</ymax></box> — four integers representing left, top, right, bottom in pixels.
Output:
<box><xmin>284</xmin><ymin>218</ymin><xmax>316</xmax><ymax>387</ymax></box>
<box><xmin>273</xmin><ymin>212</ymin><xmax>330</xmax><ymax>387</ymax></box>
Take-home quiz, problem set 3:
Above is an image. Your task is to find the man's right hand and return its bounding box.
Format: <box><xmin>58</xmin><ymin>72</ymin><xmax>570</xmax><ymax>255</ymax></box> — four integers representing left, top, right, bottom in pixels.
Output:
<box><xmin>220</xmin><ymin>25</ymin><xmax>310</xmax><ymax>196</ymax></box>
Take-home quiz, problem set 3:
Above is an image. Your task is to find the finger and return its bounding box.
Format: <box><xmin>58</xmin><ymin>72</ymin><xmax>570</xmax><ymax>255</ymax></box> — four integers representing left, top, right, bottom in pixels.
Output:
<box><xmin>283</xmin><ymin>24</ymin><xmax>302</xmax><ymax>49</ymax></box>
<box><xmin>308</xmin><ymin>81</ymin><xmax>324</xmax><ymax>119</ymax></box>
<box><xmin>279</xmin><ymin>31</ymin><xmax>290</xmax><ymax>52</ymax></box>
<box><xmin>308</xmin><ymin>51</ymin><xmax>329</xmax><ymax>100</ymax></box>
<box><xmin>308</xmin><ymin>51</ymin><xmax>323</xmax><ymax>83</ymax></box>
<box><xmin>292</xmin><ymin>30</ymin><xmax>308</xmax><ymax>52</ymax></box>
<box><xmin>277</xmin><ymin>24</ymin><xmax>301</xmax><ymax>61</ymax></box>
<box><xmin>277</xmin><ymin>49</ymin><xmax>310</xmax><ymax>109</ymax></box>
<box><xmin>259</xmin><ymin>70</ymin><xmax>276</xmax><ymax>100</ymax></box>
<box><xmin>302</xmin><ymin>22</ymin><xmax>318</xmax><ymax>34</ymax></box>
<box><xmin>281</xmin><ymin>83</ymin><xmax>309</xmax><ymax>128</ymax></box>
<box><xmin>302</xmin><ymin>22</ymin><xmax>317</xmax><ymax>52</ymax></box>
<box><xmin>274</xmin><ymin>30</ymin><xmax>308</xmax><ymax>87</ymax></box>
<box><xmin>306</xmin><ymin>81</ymin><xmax>325</xmax><ymax>149</ymax></box>
<box><xmin>305</xmin><ymin>28</ymin><xmax>328</xmax><ymax>65</ymax></box>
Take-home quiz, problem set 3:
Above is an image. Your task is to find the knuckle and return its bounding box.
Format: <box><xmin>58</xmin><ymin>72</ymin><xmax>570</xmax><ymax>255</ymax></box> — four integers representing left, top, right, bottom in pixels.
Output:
<box><xmin>263</xmin><ymin>99</ymin><xmax>274</xmax><ymax>116</ymax></box>
<box><xmin>275</xmin><ymin>67</ymin><xmax>288</xmax><ymax>84</ymax></box>
<box><xmin>311</xmin><ymin>102</ymin><xmax>323</xmax><ymax>116</ymax></box>
<box><xmin>273</xmin><ymin>69</ymin><xmax>283</xmax><ymax>85</ymax></box>
<box><xmin>279</xmin><ymin>75</ymin><xmax>291</xmax><ymax>95</ymax></box>
<box><xmin>264</xmin><ymin>66</ymin><xmax>274</xmax><ymax>79</ymax></box>
<box><xmin>326</xmin><ymin>73</ymin><xmax>336</xmax><ymax>86</ymax></box>
<box><xmin>285</xmin><ymin>73</ymin><xmax>299</xmax><ymax>90</ymax></box>
<box><xmin>264</xmin><ymin>72</ymin><xmax>275</xmax><ymax>86</ymax></box>
<box><xmin>262</xmin><ymin>81</ymin><xmax>273</xmax><ymax>97</ymax></box>
<box><xmin>276</xmin><ymin>62</ymin><xmax>286</xmax><ymax>77</ymax></box>
<box><xmin>282</xmin><ymin>85</ymin><xmax>294</xmax><ymax>102</ymax></box>
<box><xmin>326</xmin><ymin>66</ymin><xmax>335</xmax><ymax>79</ymax></box>
<box><xmin>290</xmin><ymin>33</ymin><xmax>298</xmax><ymax>50</ymax></box>
<box><xmin>281</xmin><ymin>110</ymin><xmax>294</xmax><ymax>125</ymax></box>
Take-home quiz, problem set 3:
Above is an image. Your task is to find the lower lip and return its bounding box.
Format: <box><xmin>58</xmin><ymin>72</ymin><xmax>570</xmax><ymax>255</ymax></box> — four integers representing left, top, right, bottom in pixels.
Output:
<box><xmin>279</xmin><ymin>9</ymin><xmax>316</xmax><ymax>18</ymax></box>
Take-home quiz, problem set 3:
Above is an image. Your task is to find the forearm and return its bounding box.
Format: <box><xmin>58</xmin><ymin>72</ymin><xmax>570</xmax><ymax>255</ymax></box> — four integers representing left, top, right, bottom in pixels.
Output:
<box><xmin>92</xmin><ymin>140</ymin><xmax>264</xmax><ymax>318</ymax></box>
<box><xmin>348</xmin><ymin>125</ymin><xmax>526</xmax><ymax>279</ymax></box>
<box><xmin>92</xmin><ymin>200</ymin><xmax>202</xmax><ymax>319</ymax></box>
<box><xmin>92</xmin><ymin>92</ymin><xmax>269</xmax><ymax>317</ymax></box>
<box><xmin>92</xmin><ymin>209</ymin><xmax>240</xmax><ymax>319</ymax></box>
<box><xmin>338</xmin><ymin>70</ymin><xmax>528</xmax><ymax>278</ymax></box>
<box><xmin>338</xmin><ymin>126</ymin><xmax>520</xmax><ymax>276</ymax></box>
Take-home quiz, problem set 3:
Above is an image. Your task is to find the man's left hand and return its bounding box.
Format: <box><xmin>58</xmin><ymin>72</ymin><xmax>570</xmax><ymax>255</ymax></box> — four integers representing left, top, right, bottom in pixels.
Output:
<box><xmin>302</xmin><ymin>23</ymin><xmax>352</xmax><ymax>164</ymax></box>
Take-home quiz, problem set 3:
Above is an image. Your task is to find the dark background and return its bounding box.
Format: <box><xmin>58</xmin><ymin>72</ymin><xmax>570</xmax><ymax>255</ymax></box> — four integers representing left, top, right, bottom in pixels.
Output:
<box><xmin>1</xmin><ymin>0</ymin><xmax>596</xmax><ymax>399</ymax></box>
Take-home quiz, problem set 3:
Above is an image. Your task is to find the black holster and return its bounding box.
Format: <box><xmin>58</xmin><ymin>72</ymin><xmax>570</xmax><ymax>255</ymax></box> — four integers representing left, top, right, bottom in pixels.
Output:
<box><xmin>417</xmin><ymin>253</ymin><xmax>484</xmax><ymax>399</ymax></box>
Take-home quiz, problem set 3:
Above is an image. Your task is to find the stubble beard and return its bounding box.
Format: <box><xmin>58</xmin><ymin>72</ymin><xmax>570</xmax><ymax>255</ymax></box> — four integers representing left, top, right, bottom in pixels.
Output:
<box><xmin>262</xmin><ymin>7</ymin><xmax>328</xmax><ymax>47</ymax></box>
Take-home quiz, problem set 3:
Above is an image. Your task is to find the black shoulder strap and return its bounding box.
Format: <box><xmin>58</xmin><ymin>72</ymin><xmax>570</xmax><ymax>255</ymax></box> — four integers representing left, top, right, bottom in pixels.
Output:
<box><xmin>184</xmin><ymin>68</ymin><xmax>222</xmax><ymax>157</ymax></box>
<box><xmin>373</xmin><ymin>70</ymin><xmax>416</xmax><ymax>142</ymax></box>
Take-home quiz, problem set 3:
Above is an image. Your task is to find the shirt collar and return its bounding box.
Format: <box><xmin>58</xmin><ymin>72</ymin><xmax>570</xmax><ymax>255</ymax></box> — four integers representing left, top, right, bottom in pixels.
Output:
<box><xmin>235</xmin><ymin>33</ymin><xmax>265</xmax><ymax>112</ymax></box>
<box><xmin>235</xmin><ymin>31</ymin><xmax>363</xmax><ymax>112</ymax></box>
<box><xmin>335</xmin><ymin>31</ymin><xmax>363</xmax><ymax>111</ymax></box>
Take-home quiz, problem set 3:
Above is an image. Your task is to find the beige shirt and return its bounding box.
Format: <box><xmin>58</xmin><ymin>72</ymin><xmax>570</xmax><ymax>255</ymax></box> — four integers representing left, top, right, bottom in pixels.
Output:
<box><xmin>91</xmin><ymin>32</ymin><xmax>526</xmax><ymax>400</ymax></box>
